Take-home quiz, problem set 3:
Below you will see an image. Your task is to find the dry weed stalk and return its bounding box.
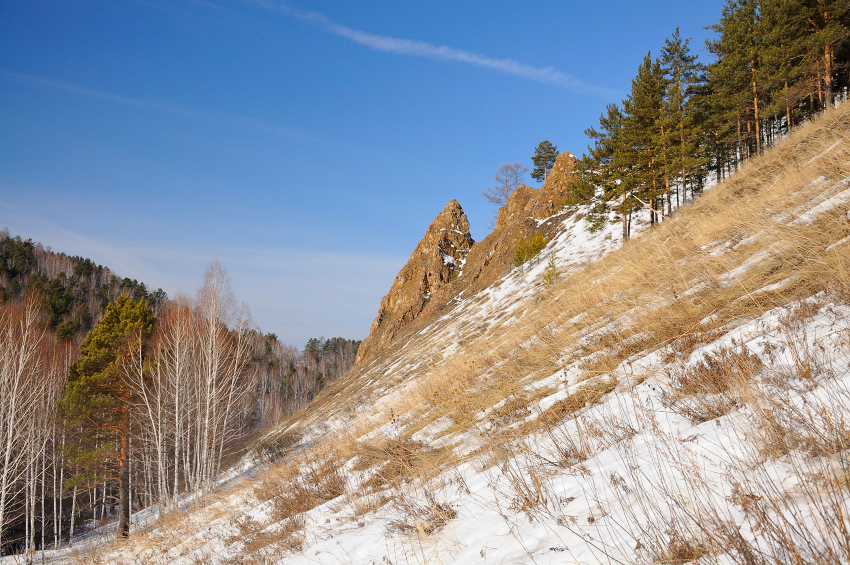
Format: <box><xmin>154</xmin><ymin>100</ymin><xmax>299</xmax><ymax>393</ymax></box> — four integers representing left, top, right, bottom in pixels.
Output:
<box><xmin>387</xmin><ymin>491</ymin><xmax>456</xmax><ymax>537</ymax></box>
<box><xmin>662</xmin><ymin>343</ymin><xmax>762</xmax><ymax>423</ymax></box>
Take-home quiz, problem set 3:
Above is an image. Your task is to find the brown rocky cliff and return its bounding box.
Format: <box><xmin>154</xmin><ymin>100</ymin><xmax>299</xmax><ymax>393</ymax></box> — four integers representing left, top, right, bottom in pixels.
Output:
<box><xmin>457</xmin><ymin>151</ymin><xmax>579</xmax><ymax>297</ymax></box>
<box><xmin>355</xmin><ymin>152</ymin><xmax>578</xmax><ymax>364</ymax></box>
<box><xmin>355</xmin><ymin>199</ymin><xmax>473</xmax><ymax>363</ymax></box>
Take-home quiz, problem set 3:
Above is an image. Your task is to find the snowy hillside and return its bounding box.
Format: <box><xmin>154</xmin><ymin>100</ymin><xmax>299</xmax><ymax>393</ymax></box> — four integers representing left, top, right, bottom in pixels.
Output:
<box><xmin>22</xmin><ymin>108</ymin><xmax>850</xmax><ymax>565</ymax></box>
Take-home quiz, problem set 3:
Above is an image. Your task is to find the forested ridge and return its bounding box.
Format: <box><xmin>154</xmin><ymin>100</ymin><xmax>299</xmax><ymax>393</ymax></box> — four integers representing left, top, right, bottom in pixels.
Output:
<box><xmin>0</xmin><ymin>228</ymin><xmax>165</xmax><ymax>341</ymax></box>
<box><xmin>0</xmin><ymin>231</ymin><xmax>361</xmax><ymax>556</ymax></box>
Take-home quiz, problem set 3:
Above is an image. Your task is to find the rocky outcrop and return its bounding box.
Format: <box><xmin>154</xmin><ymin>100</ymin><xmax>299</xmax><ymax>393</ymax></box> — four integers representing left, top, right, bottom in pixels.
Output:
<box><xmin>541</xmin><ymin>151</ymin><xmax>578</xmax><ymax>193</ymax></box>
<box><xmin>355</xmin><ymin>152</ymin><xmax>579</xmax><ymax>364</ymax></box>
<box><xmin>355</xmin><ymin>200</ymin><xmax>473</xmax><ymax>363</ymax></box>
<box><xmin>457</xmin><ymin>151</ymin><xmax>579</xmax><ymax>297</ymax></box>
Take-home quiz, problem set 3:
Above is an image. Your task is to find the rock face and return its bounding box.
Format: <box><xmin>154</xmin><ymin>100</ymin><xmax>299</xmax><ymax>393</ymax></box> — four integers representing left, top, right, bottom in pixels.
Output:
<box><xmin>355</xmin><ymin>200</ymin><xmax>473</xmax><ymax>363</ymax></box>
<box><xmin>458</xmin><ymin>151</ymin><xmax>579</xmax><ymax>298</ymax></box>
<box><xmin>355</xmin><ymin>152</ymin><xmax>579</xmax><ymax>364</ymax></box>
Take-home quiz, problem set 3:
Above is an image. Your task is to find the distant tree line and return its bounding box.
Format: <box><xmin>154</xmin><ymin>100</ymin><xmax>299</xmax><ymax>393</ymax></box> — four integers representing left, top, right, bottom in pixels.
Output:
<box><xmin>0</xmin><ymin>232</ymin><xmax>362</xmax><ymax>556</ymax></box>
<box><xmin>302</xmin><ymin>336</ymin><xmax>362</xmax><ymax>394</ymax></box>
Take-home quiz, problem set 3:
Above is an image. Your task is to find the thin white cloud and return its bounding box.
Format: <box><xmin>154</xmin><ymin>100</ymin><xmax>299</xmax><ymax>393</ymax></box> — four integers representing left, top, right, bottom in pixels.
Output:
<box><xmin>0</xmin><ymin>68</ymin><xmax>355</xmax><ymax>149</ymax></box>
<box><xmin>0</xmin><ymin>69</ymin><xmax>198</xmax><ymax>115</ymax></box>
<box><xmin>242</xmin><ymin>1</ymin><xmax>614</xmax><ymax>97</ymax></box>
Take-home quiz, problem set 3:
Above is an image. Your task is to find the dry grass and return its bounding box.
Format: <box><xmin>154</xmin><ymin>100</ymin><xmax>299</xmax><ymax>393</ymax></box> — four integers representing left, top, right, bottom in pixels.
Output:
<box><xmin>662</xmin><ymin>344</ymin><xmax>763</xmax><ymax>423</ymax></box>
<box><xmin>352</xmin><ymin>437</ymin><xmax>451</xmax><ymax>491</ymax></box>
<box><xmin>244</xmin><ymin>106</ymin><xmax>850</xmax><ymax>556</ymax></box>
<box><xmin>653</xmin><ymin>530</ymin><xmax>708</xmax><ymax>564</ymax></box>
<box><xmin>254</xmin><ymin>428</ymin><xmax>301</xmax><ymax>464</ymax></box>
<box><xmin>254</xmin><ymin>451</ymin><xmax>345</xmax><ymax>511</ymax></box>
<box><xmin>228</xmin><ymin>514</ymin><xmax>305</xmax><ymax>557</ymax></box>
<box><xmin>345</xmin><ymin>489</ymin><xmax>389</xmax><ymax>517</ymax></box>
<box><xmin>387</xmin><ymin>491</ymin><xmax>457</xmax><ymax>537</ymax></box>
<box><xmin>213</xmin><ymin>449</ymin><xmax>348</xmax><ymax>560</ymax></box>
<box><xmin>533</xmin><ymin>378</ymin><xmax>618</xmax><ymax>431</ymax></box>
<box><xmin>296</xmin><ymin>110</ymin><xmax>850</xmax><ymax>454</ymax></box>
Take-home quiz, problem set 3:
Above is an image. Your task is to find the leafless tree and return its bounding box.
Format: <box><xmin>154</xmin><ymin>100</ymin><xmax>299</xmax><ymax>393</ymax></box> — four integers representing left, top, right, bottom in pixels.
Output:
<box><xmin>127</xmin><ymin>263</ymin><xmax>255</xmax><ymax>515</ymax></box>
<box><xmin>0</xmin><ymin>298</ymin><xmax>64</xmax><ymax>557</ymax></box>
<box><xmin>1</xmin><ymin>258</ymin><xmax>358</xmax><ymax>553</ymax></box>
<box><xmin>482</xmin><ymin>162</ymin><xmax>527</xmax><ymax>206</ymax></box>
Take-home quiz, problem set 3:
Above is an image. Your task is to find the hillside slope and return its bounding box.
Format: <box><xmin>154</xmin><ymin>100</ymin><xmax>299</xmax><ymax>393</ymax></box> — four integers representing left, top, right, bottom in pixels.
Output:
<box><xmin>41</xmin><ymin>107</ymin><xmax>850</xmax><ymax>564</ymax></box>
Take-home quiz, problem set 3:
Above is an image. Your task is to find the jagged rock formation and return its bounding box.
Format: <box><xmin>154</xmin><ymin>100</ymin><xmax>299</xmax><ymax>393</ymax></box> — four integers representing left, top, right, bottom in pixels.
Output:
<box><xmin>541</xmin><ymin>150</ymin><xmax>578</xmax><ymax>193</ymax></box>
<box><xmin>454</xmin><ymin>151</ymin><xmax>579</xmax><ymax>297</ymax></box>
<box><xmin>356</xmin><ymin>152</ymin><xmax>579</xmax><ymax>364</ymax></box>
<box><xmin>355</xmin><ymin>200</ymin><xmax>473</xmax><ymax>363</ymax></box>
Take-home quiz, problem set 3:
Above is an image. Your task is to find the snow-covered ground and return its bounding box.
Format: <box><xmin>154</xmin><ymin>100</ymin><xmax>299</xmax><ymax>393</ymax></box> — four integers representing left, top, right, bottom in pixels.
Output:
<box><xmin>13</xmin><ymin>291</ymin><xmax>850</xmax><ymax>564</ymax></box>
<box><xmin>13</xmin><ymin>118</ymin><xmax>850</xmax><ymax>564</ymax></box>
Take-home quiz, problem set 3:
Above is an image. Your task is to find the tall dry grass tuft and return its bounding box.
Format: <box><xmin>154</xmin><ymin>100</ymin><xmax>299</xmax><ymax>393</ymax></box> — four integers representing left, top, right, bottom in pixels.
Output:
<box><xmin>662</xmin><ymin>344</ymin><xmax>762</xmax><ymax>423</ymax></box>
<box><xmin>352</xmin><ymin>436</ymin><xmax>451</xmax><ymax>491</ymax></box>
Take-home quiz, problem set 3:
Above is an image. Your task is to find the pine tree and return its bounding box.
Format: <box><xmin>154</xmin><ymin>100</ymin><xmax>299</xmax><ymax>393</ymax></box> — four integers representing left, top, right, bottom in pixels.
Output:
<box><xmin>661</xmin><ymin>28</ymin><xmax>705</xmax><ymax>211</ymax></box>
<box><xmin>708</xmin><ymin>0</ymin><xmax>765</xmax><ymax>159</ymax></box>
<box><xmin>576</xmin><ymin>0</ymin><xmax>850</xmax><ymax>244</ymax></box>
<box><xmin>562</xmin><ymin>154</ymin><xmax>597</xmax><ymax>207</ymax></box>
<box><xmin>759</xmin><ymin>0</ymin><xmax>809</xmax><ymax>132</ymax></box>
<box><xmin>802</xmin><ymin>0</ymin><xmax>850</xmax><ymax>109</ymax></box>
<box><xmin>531</xmin><ymin>141</ymin><xmax>559</xmax><ymax>183</ymax></box>
<box><xmin>586</xmin><ymin>103</ymin><xmax>631</xmax><ymax>239</ymax></box>
<box><xmin>620</xmin><ymin>54</ymin><xmax>667</xmax><ymax>227</ymax></box>
<box><xmin>60</xmin><ymin>296</ymin><xmax>154</xmax><ymax>539</ymax></box>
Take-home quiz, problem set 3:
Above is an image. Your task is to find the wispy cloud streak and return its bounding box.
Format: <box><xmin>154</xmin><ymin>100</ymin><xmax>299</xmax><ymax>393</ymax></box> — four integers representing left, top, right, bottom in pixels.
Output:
<box><xmin>0</xmin><ymin>68</ymin><xmax>367</xmax><ymax>149</ymax></box>
<box><xmin>0</xmin><ymin>69</ymin><xmax>193</xmax><ymax>114</ymax></box>
<box><xmin>242</xmin><ymin>1</ymin><xmax>614</xmax><ymax>97</ymax></box>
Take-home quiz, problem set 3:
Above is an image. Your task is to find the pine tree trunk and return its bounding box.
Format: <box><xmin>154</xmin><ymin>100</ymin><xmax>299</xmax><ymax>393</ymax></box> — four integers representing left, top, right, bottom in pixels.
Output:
<box><xmin>621</xmin><ymin>193</ymin><xmax>628</xmax><ymax>242</ymax></box>
<box><xmin>786</xmin><ymin>81</ymin><xmax>792</xmax><ymax>134</ymax></box>
<box><xmin>679</xmin><ymin>130</ymin><xmax>685</xmax><ymax>209</ymax></box>
<box><xmin>752</xmin><ymin>68</ymin><xmax>761</xmax><ymax>155</ymax></box>
<box><xmin>736</xmin><ymin>110</ymin><xmax>742</xmax><ymax>165</ymax></box>
<box><xmin>662</xmin><ymin>124</ymin><xmax>671</xmax><ymax>217</ymax></box>
<box><xmin>714</xmin><ymin>132</ymin><xmax>722</xmax><ymax>185</ymax></box>
<box><xmin>679</xmin><ymin>90</ymin><xmax>686</xmax><ymax>209</ymax></box>
<box><xmin>825</xmin><ymin>43</ymin><xmax>834</xmax><ymax>107</ymax></box>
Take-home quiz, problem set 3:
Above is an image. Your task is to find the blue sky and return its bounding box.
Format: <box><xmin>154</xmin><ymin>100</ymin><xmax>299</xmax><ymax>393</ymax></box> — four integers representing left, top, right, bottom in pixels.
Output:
<box><xmin>0</xmin><ymin>0</ymin><xmax>723</xmax><ymax>347</ymax></box>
